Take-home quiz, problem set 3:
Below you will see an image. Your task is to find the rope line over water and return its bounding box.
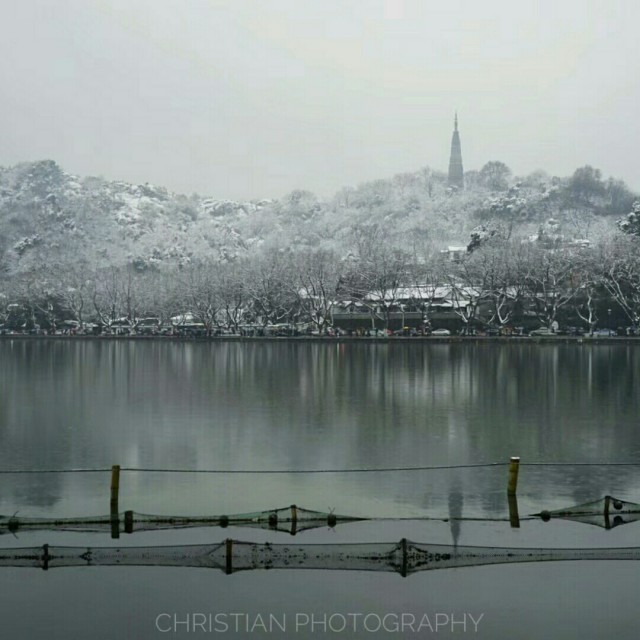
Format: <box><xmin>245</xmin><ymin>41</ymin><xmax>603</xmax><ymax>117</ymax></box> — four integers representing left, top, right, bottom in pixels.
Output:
<box><xmin>2</xmin><ymin>461</ymin><xmax>640</xmax><ymax>474</ymax></box>
<box><xmin>521</xmin><ymin>462</ymin><xmax>640</xmax><ymax>466</ymax></box>
<box><xmin>0</xmin><ymin>468</ymin><xmax>111</xmax><ymax>474</ymax></box>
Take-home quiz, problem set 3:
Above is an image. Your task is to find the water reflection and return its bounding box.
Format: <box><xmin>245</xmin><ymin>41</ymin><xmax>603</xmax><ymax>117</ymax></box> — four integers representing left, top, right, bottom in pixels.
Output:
<box><xmin>447</xmin><ymin>481</ymin><xmax>463</xmax><ymax>547</ymax></box>
<box><xmin>1</xmin><ymin>341</ymin><xmax>640</xmax><ymax>518</ymax></box>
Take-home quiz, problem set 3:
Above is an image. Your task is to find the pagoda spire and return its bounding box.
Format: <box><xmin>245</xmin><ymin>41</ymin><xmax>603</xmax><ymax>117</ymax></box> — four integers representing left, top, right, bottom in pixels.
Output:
<box><xmin>448</xmin><ymin>113</ymin><xmax>464</xmax><ymax>189</ymax></box>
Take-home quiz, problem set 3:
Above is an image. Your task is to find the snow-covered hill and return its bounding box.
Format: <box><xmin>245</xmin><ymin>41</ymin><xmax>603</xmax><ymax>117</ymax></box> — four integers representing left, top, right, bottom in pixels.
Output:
<box><xmin>0</xmin><ymin>159</ymin><xmax>635</xmax><ymax>280</ymax></box>
<box><xmin>0</xmin><ymin>160</ymin><xmax>271</xmax><ymax>275</ymax></box>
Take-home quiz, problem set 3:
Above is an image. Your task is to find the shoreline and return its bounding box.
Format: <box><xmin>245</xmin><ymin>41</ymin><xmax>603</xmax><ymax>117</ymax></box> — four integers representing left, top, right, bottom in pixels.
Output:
<box><xmin>1</xmin><ymin>334</ymin><xmax>638</xmax><ymax>344</ymax></box>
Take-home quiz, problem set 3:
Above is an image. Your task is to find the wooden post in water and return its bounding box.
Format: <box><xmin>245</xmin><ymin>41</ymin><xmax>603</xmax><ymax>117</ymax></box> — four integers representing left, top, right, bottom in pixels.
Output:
<box><xmin>507</xmin><ymin>457</ymin><xmax>520</xmax><ymax>496</ymax></box>
<box><xmin>507</xmin><ymin>457</ymin><xmax>520</xmax><ymax>527</ymax></box>
<box><xmin>110</xmin><ymin>465</ymin><xmax>121</xmax><ymax>506</ymax></box>
<box><xmin>110</xmin><ymin>465</ymin><xmax>121</xmax><ymax>539</ymax></box>
<box><xmin>604</xmin><ymin>495</ymin><xmax>611</xmax><ymax>530</ymax></box>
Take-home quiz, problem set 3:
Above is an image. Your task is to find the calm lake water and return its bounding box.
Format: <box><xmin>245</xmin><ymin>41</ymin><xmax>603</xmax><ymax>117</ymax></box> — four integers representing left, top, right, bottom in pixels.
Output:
<box><xmin>1</xmin><ymin>339</ymin><xmax>640</xmax><ymax>639</ymax></box>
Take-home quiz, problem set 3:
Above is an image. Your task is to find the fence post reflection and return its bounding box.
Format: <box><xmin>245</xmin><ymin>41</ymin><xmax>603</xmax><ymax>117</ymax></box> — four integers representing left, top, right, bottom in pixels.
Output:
<box><xmin>110</xmin><ymin>464</ymin><xmax>120</xmax><ymax>539</ymax></box>
<box><xmin>508</xmin><ymin>494</ymin><xmax>520</xmax><ymax>528</ymax></box>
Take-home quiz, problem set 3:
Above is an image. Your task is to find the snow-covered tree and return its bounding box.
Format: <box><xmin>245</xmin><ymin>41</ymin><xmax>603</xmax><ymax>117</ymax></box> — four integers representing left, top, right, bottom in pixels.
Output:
<box><xmin>618</xmin><ymin>201</ymin><xmax>640</xmax><ymax>237</ymax></box>
<box><xmin>601</xmin><ymin>236</ymin><xmax>640</xmax><ymax>325</ymax></box>
<box><xmin>291</xmin><ymin>249</ymin><xmax>342</xmax><ymax>332</ymax></box>
<box><xmin>479</xmin><ymin>161</ymin><xmax>512</xmax><ymax>192</ymax></box>
<box><xmin>571</xmin><ymin>246</ymin><xmax>605</xmax><ymax>330</ymax></box>
<box><xmin>342</xmin><ymin>225</ymin><xmax>411</xmax><ymax>329</ymax></box>
<box><xmin>567</xmin><ymin>165</ymin><xmax>606</xmax><ymax>207</ymax></box>
<box><xmin>180</xmin><ymin>261</ymin><xmax>221</xmax><ymax>335</ymax></box>
<box><xmin>216</xmin><ymin>262</ymin><xmax>248</xmax><ymax>331</ymax></box>
<box><xmin>244</xmin><ymin>251</ymin><xmax>298</xmax><ymax>326</ymax></box>
<box><xmin>524</xmin><ymin>245</ymin><xmax>580</xmax><ymax>328</ymax></box>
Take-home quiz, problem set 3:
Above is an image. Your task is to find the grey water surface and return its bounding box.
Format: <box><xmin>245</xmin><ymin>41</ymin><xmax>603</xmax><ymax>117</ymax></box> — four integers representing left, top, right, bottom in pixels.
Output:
<box><xmin>1</xmin><ymin>340</ymin><xmax>639</xmax><ymax>639</ymax></box>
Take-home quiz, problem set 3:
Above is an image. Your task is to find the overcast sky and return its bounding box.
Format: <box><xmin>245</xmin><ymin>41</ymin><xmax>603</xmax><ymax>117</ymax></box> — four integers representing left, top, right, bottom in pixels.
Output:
<box><xmin>1</xmin><ymin>0</ymin><xmax>638</xmax><ymax>200</ymax></box>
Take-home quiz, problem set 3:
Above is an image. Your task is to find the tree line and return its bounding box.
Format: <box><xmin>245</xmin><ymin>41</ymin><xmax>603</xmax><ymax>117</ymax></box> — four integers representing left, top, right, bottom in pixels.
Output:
<box><xmin>2</xmin><ymin>215</ymin><xmax>640</xmax><ymax>334</ymax></box>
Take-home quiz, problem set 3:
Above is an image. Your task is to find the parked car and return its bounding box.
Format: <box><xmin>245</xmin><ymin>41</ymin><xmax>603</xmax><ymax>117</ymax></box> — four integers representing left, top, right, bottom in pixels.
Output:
<box><xmin>590</xmin><ymin>328</ymin><xmax>617</xmax><ymax>337</ymax></box>
<box><xmin>213</xmin><ymin>327</ymin><xmax>231</xmax><ymax>336</ymax></box>
<box><xmin>110</xmin><ymin>318</ymin><xmax>133</xmax><ymax>335</ymax></box>
<box><xmin>431</xmin><ymin>328</ymin><xmax>451</xmax><ymax>336</ymax></box>
<box><xmin>135</xmin><ymin>317</ymin><xmax>161</xmax><ymax>335</ymax></box>
<box><xmin>529</xmin><ymin>327</ymin><xmax>561</xmax><ymax>336</ymax></box>
<box><xmin>175</xmin><ymin>322</ymin><xmax>207</xmax><ymax>337</ymax></box>
<box><xmin>83</xmin><ymin>323</ymin><xmax>102</xmax><ymax>335</ymax></box>
<box><xmin>59</xmin><ymin>320</ymin><xmax>80</xmax><ymax>334</ymax></box>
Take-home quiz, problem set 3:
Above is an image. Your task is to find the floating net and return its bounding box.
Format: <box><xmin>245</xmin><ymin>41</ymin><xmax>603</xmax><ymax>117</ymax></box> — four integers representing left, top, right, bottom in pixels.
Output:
<box><xmin>0</xmin><ymin>505</ymin><xmax>364</xmax><ymax>536</ymax></box>
<box><xmin>1</xmin><ymin>539</ymin><xmax>639</xmax><ymax>576</ymax></box>
<box><xmin>535</xmin><ymin>495</ymin><xmax>640</xmax><ymax>529</ymax></box>
<box><xmin>4</xmin><ymin>495</ymin><xmax>640</xmax><ymax>537</ymax></box>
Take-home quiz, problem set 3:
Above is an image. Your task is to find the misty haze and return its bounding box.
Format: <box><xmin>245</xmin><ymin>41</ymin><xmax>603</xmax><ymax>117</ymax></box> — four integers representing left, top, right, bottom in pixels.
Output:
<box><xmin>2</xmin><ymin>2</ymin><xmax>640</xmax><ymax>640</ymax></box>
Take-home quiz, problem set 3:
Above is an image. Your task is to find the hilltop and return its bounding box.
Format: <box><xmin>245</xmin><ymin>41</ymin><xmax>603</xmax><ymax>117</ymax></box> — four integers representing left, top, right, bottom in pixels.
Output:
<box><xmin>0</xmin><ymin>159</ymin><xmax>636</xmax><ymax>280</ymax></box>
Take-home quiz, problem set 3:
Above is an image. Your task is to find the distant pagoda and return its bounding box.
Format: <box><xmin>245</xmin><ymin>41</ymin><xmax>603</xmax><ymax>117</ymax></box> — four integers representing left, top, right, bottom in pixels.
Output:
<box><xmin>447</xmin><ymin>113</ymin><xmax>464</xmax><ymax>189</ymax></box>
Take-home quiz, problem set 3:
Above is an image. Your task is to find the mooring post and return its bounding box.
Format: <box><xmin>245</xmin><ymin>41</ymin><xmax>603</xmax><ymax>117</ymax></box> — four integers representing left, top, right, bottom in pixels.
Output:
<box><xmin>110</xmin><ymin>464</ymin><xmax>121</xmax><ymax>507</ymax></box>
<box><xmin>507</xmin><ymin>456</ymin><xmax>520</xmax><ymax>496</ymax></box>
<box><xmin>604</xmin><ymin>495</ymin><xmax>611</xmax><ymax>529</ymax></box>
<box><xmin>110</xmin><ymin>465</ymin><xmax>121</xmax><ymax>539</ymax></box>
